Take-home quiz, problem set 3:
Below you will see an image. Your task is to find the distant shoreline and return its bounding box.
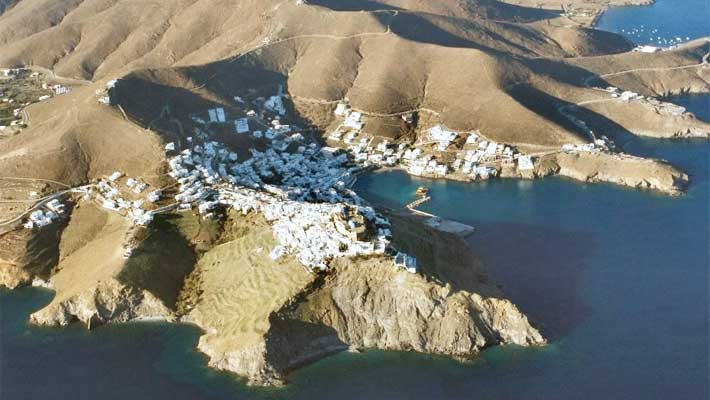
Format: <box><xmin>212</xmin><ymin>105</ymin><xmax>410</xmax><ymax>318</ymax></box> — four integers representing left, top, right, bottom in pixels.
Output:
<box><xmin>588</xmin><ymin>0</ymin><xmax>656</xmax><ymax>29</ymax></box>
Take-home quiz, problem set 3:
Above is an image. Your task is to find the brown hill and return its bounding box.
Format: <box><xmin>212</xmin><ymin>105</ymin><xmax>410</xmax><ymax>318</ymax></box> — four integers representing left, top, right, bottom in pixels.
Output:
<box><xmin>0</xmin><ymin>0</ymin><xmax>705</xmax><ymax>189</ymax></box>
<box><xmin>0</xmin><ymin>0</ymin><xmax>630</xmax><ymax>81</ymax></box>
<box><xmin>0</xmin><ymin>0</ymin><xmax>705</xmax><ymax>184</ymax></box>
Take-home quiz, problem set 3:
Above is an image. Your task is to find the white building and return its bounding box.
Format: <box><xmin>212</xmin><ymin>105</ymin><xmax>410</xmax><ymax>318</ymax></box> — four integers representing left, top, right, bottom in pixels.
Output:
<box><xmin>334</xmin><ymin>103</ymin><xmax>350</xmax><ymax>117</ymax></box>
<box><xmin>108</xmin><ymin>171</ymin><xmax>123</xmax><ymax>182</ymax></box>
<box><xmin>264</xmin><ymin>96</ymin><xmax>286</xmax><ymax>116</ymax></box>
<box><xmin>518</xmin><ymin>155</ymin><xmax>534</xmax><ymax>171</ymax></box>
<box><xmin>215</xmin><ymin>107</ymin><xmax>226</xmax><ymax>123</ymax></box>
<box><xmin>429</xmin><ymin>125</ymin><xmax>458</xmax><ymax>151</ymax></box>
<box><xmin>395</xmin><ymin>252</ymin><xmax>418</xmax><ymax>274</ymax></box>
<box><xmin>235</xmin><ymin>118</ymin><xmax>250</xmax><ymax>134</ymax></box>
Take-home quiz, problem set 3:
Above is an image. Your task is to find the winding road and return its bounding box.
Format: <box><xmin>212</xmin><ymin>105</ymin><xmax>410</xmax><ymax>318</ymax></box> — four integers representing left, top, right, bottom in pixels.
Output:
<box><xmin>560</xmin><ymin>47</ymin><xmax>710</xmax><ymax>141</ymax></box>
<box><xmin>0</xmin><ymin>184</ymin><xmax>91</xmax><ymax>229</ymax></box>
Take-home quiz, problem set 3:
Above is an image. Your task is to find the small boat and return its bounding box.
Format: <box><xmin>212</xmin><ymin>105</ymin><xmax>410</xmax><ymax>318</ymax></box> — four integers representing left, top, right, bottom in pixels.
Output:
<box><xmin>415</xmin><ymin>186</ymin><xmax>429</xmax><ymax>196</ymax></box>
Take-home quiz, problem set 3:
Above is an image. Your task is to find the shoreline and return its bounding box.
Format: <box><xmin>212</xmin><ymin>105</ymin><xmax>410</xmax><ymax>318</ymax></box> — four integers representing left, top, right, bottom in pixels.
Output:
<box><xmin>587</xmin><ymin>0</ymin><xmax>656</xmax><ymax>29</ymax></box>
<box><xmin>361</xmin><ymin>147</ymin><xmax>690</xmax><ymax>196</ymax></box>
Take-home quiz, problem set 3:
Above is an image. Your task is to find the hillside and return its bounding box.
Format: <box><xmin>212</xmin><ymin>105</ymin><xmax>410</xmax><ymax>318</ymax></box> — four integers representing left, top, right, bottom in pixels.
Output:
<box><xmin>0</xmin><ymin>0</ymin><xmax>632</xmax><ymax>81</ymax></box>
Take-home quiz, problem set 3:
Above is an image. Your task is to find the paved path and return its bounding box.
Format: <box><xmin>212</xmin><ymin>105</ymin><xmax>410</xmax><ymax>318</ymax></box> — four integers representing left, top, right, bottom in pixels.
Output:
<box><xmin>0</xmin><ymin>184</ymin><xmax>91</xmax><ymax>228</ymax></box>
<box><xmin>583</xmin><ymin>47</ymin><xmax>710</xmax><ymax>88</ymax></box>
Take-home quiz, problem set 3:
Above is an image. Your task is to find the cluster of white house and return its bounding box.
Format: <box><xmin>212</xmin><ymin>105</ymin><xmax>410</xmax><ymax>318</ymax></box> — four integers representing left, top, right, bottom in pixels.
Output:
<box><xmin>562</xmin><ymin>139</ymin><xmax>610</xmax><ymax>153</ymax></box>
<box><xmin>445</xmin><ymin>131</ymin><xmax>521</xmax><ymax>178</ymax></box>
<box><xmin>1</xmin><ymin>72</ymin><xmax>67</xmax><ymax>131</ymax></box>
<box><xmin>0</xmin><ymin>102</ymin><xmax>25</xmax><ymax>131</ymax></box>
<box><xmin>606</xmin><ymin>87</ymin><xmax>645</xmax><ymax>102</ymax></box>
<box><xmin>41</xmin><ymin>82</ymin><xmax>71</xmax><ymax>96</ymax></box>
<box><xmin>167</xmin><ymin>135</ymin><xmax>408</xmax><ymax>271</ymax></box>
<box><xmin>1</xmin><ymin>68</ymin><xmax>28</xmax><ymax>78</ymax></box>
<box><xmin>329</xmin><ymin>103</ymin><xmax>525</xmax><ymax>180</ymax></box>
<box><xmin>23</xmin><ymin>199</ymin><xmax>66</xmax><ymax>229</ymax></box>
<box><xmin>91</xmin><ymin>171</ymin><xmax>160</xmax><ymax>226</ymax></box>
<box><xmin>606</xmin><ymin>87</ymin><xmax>687</xmax><ymax>117</ymax></box>
<box><xmin>166</xmin><ymin>94</ymin><xmax>422</xmax><ymax>272</ymax></box>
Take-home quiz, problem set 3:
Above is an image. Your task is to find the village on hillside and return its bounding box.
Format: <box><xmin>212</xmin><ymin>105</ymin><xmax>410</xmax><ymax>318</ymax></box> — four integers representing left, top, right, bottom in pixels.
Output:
<box><xmin>4</xmin><ymin>75</ymin><xmax>636</xmax><ymax>275</ymax></box>
<box><xmin>0</xmin><ymin>68</ymin><xmax>72</xmax><ymax>137</ymax></box>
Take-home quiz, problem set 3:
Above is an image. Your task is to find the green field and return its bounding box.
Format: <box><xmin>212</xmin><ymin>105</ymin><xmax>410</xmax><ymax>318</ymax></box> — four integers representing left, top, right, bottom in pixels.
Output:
<box><xmin>0</xmin><ymin>105</ymin><xmax>12</xmax><ymax>124</ymax></box>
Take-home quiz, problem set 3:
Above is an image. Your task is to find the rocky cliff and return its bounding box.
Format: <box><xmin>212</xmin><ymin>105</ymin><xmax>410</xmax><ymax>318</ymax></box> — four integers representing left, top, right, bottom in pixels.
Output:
<box><xmin>30</xmin><ymin>278</ymin><xmax>171</xmax><ymax>326</ymax></box>
<box><xmin>294</xmin><ymin>257</ymin><xmax>544</xmax><ymax>356</ymax></box>
<box><xmin>176</xmin><ymin>212</ymin><xmax>544</xmax><ymax>386</ymax></box>
<box><xmin>0</xmin><ymin>212</ymin><xmax>68</xmax><ymax>289</ymax></box>
<box><xmin>499</xmin><ymin>150</ymin><xmax>689</xmax><ymax>195</ymax></box>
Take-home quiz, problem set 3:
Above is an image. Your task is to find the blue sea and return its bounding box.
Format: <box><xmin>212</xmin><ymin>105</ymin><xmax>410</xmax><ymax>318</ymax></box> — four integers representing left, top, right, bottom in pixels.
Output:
<box><xmin>596</xmin><ymin>0</ymin><xmax>709</xmax><ymax>46</ymax></box>
<box><xmin>2</xmin><ymin>1</ymin><xmax>709</xmax><ymax>399</ymax></box>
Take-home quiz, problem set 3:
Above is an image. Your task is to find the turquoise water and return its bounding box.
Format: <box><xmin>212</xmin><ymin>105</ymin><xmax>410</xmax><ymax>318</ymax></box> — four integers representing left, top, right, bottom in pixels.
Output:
<box><xmin>2</xmin><ymin>3</ymin><xmax>709</xmax><ymax>399</ymax></box>
<box><xmin>596</xmin><ymin>0</ymin><xmax>709</xmax><ymax>46</ymax></box>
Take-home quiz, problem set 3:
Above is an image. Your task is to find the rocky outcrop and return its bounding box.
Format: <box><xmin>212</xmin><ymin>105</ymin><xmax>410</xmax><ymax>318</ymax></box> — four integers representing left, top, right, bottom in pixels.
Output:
<box><xmin>178</xmin><ymin>213</ymin><xmax>545</xmax><ymax>386</ymax></box>
<box><xmin>505</xmin><ymin>151</ymin><xmax>689</xmax><ymax>195</ymax></box>
<box><xmin>0</xmin><ymin>216</ymin><xmax>67</xmax><ymax>289</ymax></box>
<box><xmin>190</xmin><ymin>254</ymin><xmax>545</xmax><ymax>386</ymax></box>
<box><xmin>292</xmin><ymin>257</ymin><xmax>545</xmax><ymax>357</ymax></box>
<box><xmin>30</xmin><ymin>278</ymin><xmax>171</xmax><ymax>326</ymax></box>
<box><xmin>581</xmin><ymin>97</ymin><xmax>710</xmax><ymax>139</ymax></box>
<box><xmin>551</xmin><ymin>152</ymin><xmax>689</xmax><ymax>195</ymax></box>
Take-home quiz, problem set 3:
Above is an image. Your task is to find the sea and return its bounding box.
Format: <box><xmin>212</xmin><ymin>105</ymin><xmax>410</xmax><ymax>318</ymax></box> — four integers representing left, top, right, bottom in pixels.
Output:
<box><xmin>595</xmin><ymin>0</ymin><xmax>709</xmax><ymax>47</ymax></box>
<box><xmin>1</xmin><ymin>1</ymin><xmax>708</xmax><ymax>399</ymax></box>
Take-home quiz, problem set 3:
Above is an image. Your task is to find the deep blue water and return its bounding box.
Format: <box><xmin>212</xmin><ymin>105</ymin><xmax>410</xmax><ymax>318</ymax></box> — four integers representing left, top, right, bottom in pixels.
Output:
<box><xmin>2</xmin><ymin>3</ymin><xmax>709</xmax><ymax>399</ymax></box>
<box><xmin>596</xmin><ymin>0</ymin><xmax>709</xmax><ymax>46</ymax></box>
<box><xmin>352</xmin><ymin>142</ymin><xmax>709</xmax><ymax>399</ymax></box>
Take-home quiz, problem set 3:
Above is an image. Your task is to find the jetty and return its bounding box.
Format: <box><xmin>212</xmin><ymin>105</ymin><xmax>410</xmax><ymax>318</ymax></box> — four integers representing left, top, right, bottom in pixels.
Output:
<box><xmin>406</xmin><ymin>195</ymin><xmax>431</xmax><ymax>214</ymax></box>
<box><xmin>404</xmin><ymin>192</ymin><xmax>475</xmax><ymax>237</ymax></box>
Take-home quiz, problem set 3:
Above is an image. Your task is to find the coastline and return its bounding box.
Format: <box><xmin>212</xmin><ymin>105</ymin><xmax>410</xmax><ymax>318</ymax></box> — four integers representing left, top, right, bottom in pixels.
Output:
<box><xmin>587</xmin><ymin>0</ymin><xmax>655</xmax><ymax>28</ymax></box>
<box><xmin>363</xmin><ymin>148</ymin><xmax>690</xmax><ymax>196</ymax></box>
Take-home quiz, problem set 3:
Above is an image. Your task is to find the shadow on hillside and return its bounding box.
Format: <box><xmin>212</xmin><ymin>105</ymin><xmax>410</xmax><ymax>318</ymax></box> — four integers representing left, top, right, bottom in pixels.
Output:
<box><xmin>266</xmin><ymin>316</ymin><xmax>349</xmax><ymax>378</ymax></box>
<box><xmin>307</xmin><ymin>0</ymin><xmax>399</xmax><ymax>11</ymax></box>
<box><xmin>507</xmin><ymin>84</ymin><xmax>647</xmax><ymax>146</ymax></box>
<box><xmin>310</xmin><ymin>1</ymin><xmax>557</xmax><ymax>55</ymax></box>
<box><xmin>521</xmin><ymin>58</ymin><xmax>618</xmax><ymax>88</ymax></box>
<box><xmin>118</xmin><ymin>215</ymin><xmax>197</xmax><ymax>310</ymax></box>
<box><xmin>115</xmin><ymin>61</ymin><xmax>287</xmax><ymax>127</ymax></box>
<box><xmin>506</xmin><ymin>84</ymin><xmax>590</xmax><ymax>140</ymax></box>
<box><xmin>310</xmin><ymin>0</ymin><xmax>558</xmax><ymax>23</ymax></box>
<box><xmin>386</xmin><ymin>12</ymin><xmax>506</xmax><ymax>52</ymax></box>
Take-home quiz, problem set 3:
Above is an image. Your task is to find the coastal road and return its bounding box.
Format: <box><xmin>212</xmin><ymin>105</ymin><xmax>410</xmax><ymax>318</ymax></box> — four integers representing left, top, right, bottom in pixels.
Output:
<box><xmin>583</xmin><ymin>47</ymin><xmax>710</xmax><ymax>88</ymax></box>
<box><xmin>0</xmin><ymin>184</ymin><xmax>91</xmax><ymax>230</ymax></box>
<box><xmin>560</xmin><ymin>47</ymin><xmax>710</xmax><ymax>141</ymax></box>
